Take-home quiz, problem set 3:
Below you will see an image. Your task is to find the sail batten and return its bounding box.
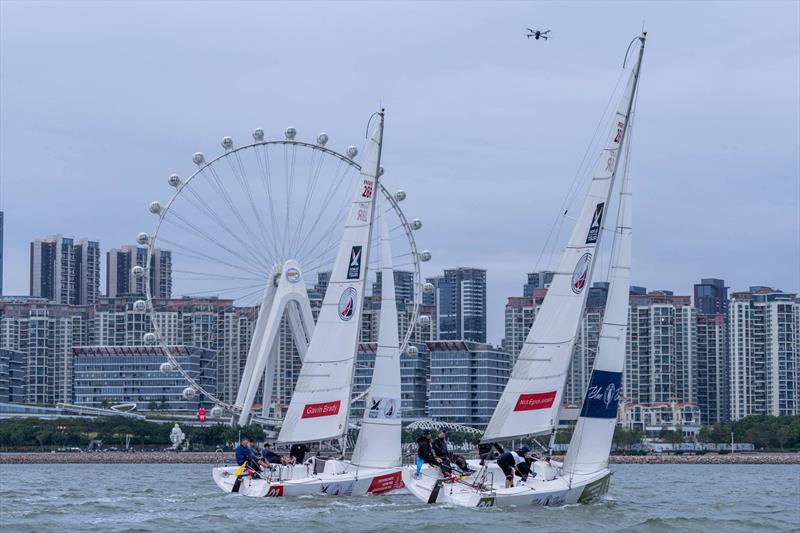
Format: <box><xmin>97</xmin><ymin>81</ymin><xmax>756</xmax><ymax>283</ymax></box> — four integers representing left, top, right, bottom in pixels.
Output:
<box><xmin>482</xmin><ymin>39</ymin><xmax>645</xmax><ymax>443</ymax></box>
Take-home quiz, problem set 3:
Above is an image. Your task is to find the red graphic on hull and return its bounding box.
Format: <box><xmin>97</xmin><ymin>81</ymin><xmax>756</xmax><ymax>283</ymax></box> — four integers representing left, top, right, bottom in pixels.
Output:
<box><xmin>301</xmin><ymin>400</ymin><xmax>341</xmax><ymax>419</ymax></box>
<box><xmin>265</xmin><ymin>485</ymin><xmax>284</xmax><ymax>497</ymax></box>
<box><xmin>514</xmin><ymin>391</ymin><xmax>557</xmax><ymax>411</ymax></box>
<box><xmin>367</xmin><ymin>472</ymin><xmax>404</xmax><ymax>495</ymax></box>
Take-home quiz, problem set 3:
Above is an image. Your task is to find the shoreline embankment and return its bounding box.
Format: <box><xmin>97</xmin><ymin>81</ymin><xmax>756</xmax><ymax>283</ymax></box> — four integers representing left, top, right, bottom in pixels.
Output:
<box><xmin>1</xmin><ymin>451</ymin><xmax>798</xmax><ymax>465</ymax></box>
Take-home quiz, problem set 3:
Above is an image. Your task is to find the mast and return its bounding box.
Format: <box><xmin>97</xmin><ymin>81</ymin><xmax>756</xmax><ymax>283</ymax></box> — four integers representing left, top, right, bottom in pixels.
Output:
<box><xmin>563</xmin><ymin>33</ymin><xmax>645</xmax><ymax>478</ymax></box>
<box><xmin>482</xmin><ymin>33</ymin><xmax>646</xmax><ymax>443</ymax></box>
<box><xmin>276</xmin><ymin>110</ymin><xmax>385</xmax><ymax>445</ymax></box>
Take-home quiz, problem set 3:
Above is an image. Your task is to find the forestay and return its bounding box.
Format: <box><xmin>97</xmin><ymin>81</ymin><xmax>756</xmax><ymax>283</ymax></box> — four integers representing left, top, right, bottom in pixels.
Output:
<box><xmin>349</xmin><ymin>206</ymin><xmax>402</xmax><ymax>468</ymax></box>
<box><xmin>277</xmin><ymin>118</ymin><xmax>384</xmax><ymax>444</ymax></box>
<box><xmin>483</xmin><ymin>64</ymin><xmax>641</xmax><ymax>442</ymax></box>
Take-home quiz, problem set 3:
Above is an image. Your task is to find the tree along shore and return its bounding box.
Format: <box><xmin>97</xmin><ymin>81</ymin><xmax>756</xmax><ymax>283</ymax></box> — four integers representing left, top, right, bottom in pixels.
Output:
<box><xmin>1</xmin><ymin>451</ymin><xmax>798</xmax><ymax>465</ymax></box>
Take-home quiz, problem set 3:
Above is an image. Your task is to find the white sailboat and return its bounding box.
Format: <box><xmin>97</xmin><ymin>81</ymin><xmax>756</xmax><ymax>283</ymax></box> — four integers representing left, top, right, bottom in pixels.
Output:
<box><xmin>403</xmin><ymin>33</ymin><xmax>646</xmax><ymax>508</ymax></box>
<box><xmin>213</xmin><ymin>111</ymin><xmax>405</xmax><ymax>497</ymax></box>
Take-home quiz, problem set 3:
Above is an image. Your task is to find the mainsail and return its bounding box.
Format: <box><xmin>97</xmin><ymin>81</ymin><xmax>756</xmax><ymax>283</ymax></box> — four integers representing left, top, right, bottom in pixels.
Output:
<box><xmin>349</xmin><ymin>206</ymin><xmax>402</xmax><ymax>468</ymax></box>
<box><xmin>277</xmin><ymin>114</ymin><xmax>384</xmax><ymax>444</ymax></box>
<box><xmin>482</xmin><ymin>42</ymin><xmax>645</xmax><ymax>442</ymax></box>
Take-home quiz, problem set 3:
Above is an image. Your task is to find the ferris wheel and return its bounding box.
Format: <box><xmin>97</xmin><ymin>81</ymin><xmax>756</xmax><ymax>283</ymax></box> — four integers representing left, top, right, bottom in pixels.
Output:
<box><xmin>134</xmin><ymin>125</ymin><xmax>431</xmax><ymax>419</ymax></box>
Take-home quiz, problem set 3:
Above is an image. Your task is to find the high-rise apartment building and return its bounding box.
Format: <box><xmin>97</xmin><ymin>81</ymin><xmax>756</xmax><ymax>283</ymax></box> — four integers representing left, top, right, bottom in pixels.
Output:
<box><xmin>0</xmin><ymin>297</ymin><xmax>90</xmax><ymax>405</ymax></box>
<box><xmin>373</xmin><ymin>270</ymin><xmax>415</xmax><ymax>304</ymax></box>
<box><xmin>523</xmin><ymin>270</ymin><xmax>554</xmax><ymax>297</ymax></box>
<box><xmin>107</xmin><ymin>245</ymin><xmax>172</xmax><ymax>299</ymax></box>
<box><xmin>30</xmin><ymin>236</ymin><xmax>100</xmax><ymax>305</ymax></box>
<box><xmin>692</xmin><ymin>277</ymin><xmax>730</xmax><ymax>425</ymax></box>
<box><xmin>729</xmin><ymin>288</ymin><xmax>799</xmax><ymax>419</ymax></box>
<box><xmin>427</xmin><ymin>340</ymin><xmax>511</xmax><ymax>428</ymax></box>
<box><xmin>695</xmin><ymin>313</ymin><xmax>729</xmax><ymax>424</ymax></box>
<box><xmin>694</xmin><ymin>278</ymin><xmax>729</xmax><ymax>316</ymax></box>
<box><xmin>502</xmin><ymin>296</ymin><xmax>535</xmax><ymax>363</ymax></box>
<box><xmin>624</xmin><ymin>290</ymin><xmax>696</xmax><ymax>406</ymax></box>
<box><xmin>0</xmin><ymin>348</ymin><xmax>25</xmax><ymax>403</ymax></box>
<box><xmin>426</xmin><ymin>268</ymin><xmax>486</xmax><ymax>343</ymax></box>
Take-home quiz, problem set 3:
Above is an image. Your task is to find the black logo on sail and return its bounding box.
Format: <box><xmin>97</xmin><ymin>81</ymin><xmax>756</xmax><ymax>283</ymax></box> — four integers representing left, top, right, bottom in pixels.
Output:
<box><xmin>346</xmin><ymin>246</ymin><xmax>362</xmax><ymax>280</ymax></box>
<box><xmin>585</xmin><ymin>202</ymin><xmax>605</xmax><ymax>244</ymax></box>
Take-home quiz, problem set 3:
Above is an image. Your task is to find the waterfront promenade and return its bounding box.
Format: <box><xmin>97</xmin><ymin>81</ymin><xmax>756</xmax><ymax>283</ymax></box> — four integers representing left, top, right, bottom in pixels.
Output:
<box><xmin>1</xmin><ymin>451</ymin><xmax>798</xmax><ymax>465</ymax></box>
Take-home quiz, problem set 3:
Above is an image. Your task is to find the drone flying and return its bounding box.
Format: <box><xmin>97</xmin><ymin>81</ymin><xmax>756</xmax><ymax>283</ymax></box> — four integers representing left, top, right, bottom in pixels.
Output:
<box><xmin>526</xmin><ymin>28</ymin><xmax>550</xmax><ymax>40</ymax></box>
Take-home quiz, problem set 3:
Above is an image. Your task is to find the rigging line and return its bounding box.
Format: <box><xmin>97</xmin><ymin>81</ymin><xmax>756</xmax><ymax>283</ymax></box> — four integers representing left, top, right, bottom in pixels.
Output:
<box><xmin>163</xmin><ymin>207</ymin><xmax>266</xmax><ymax>273</ymax></box>
<box><xmin>295</xmin><ymin>182</ymin><xmax>353</xmax><ymax>266</ymax></box>
<box><xmin>289</xmin><ymin>146</ymin><xmax>328</xmax><ymax>255</ymax></box>
<box><xmin>229</xmin><ymin>150</ymin><xmax>277</xmax><ymax>263</ymax></box>
<box><xmin>178</xmin><ymin>184</ymin><xmax>267</xmax><ymax>269</ymax></box>
<box><xmin>204</xmin><ymin>164</ymin><xmax>272</xmax><ymax>268</ymax></box>
<box><xmin>181</xmin><ymin>175</ymin><xmax>268</xmax><ymax>270</ymax></box>
<box><xmin>158</xmin><ymin>237</ymin><xmax>266</xmax><ymax>278</ymax></box>
<box><xmin>531</xmin><ymin>68</ymin><xmax>627</xmax><ymax>274</ymax></box>
<box><xmin>299</xmin><ymin>251</ymin><xmax>341</xmax><ymax>277</ymax></box>
<box><xmin>293</xmin><ymin>158</ymin><xmax>353</xmax><ymax>259</ymax></box>
<box><xmin>254</xmin><ymin>144</ymin><xmax>283</xmax><ymax>261</ymax></box>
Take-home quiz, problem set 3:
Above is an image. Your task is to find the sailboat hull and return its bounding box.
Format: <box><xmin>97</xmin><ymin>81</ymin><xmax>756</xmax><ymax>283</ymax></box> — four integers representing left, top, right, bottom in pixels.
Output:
<box><xmin>212</xmin><ymin>460</ymin><xmax>405</xmax><ymax>498</ymax></box>
<box><xmin>401</xmin><ymin>461</ymin><xmax>611</xmax><ymax>508</ymax></box>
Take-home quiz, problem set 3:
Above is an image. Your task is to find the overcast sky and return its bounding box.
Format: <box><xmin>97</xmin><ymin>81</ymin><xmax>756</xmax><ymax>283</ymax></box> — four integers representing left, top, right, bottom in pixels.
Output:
<box><xmin>1</xmin><ymin>1</ymin><xmax>798</xmax><ymax>344</ymax></box>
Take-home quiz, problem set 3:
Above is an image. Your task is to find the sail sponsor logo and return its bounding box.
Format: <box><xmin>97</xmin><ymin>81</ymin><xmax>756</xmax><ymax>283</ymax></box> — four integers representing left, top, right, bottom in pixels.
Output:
<box><xmin>357</xmin><ymin>205</ymin><xmax>369</xmax><ymax>222</ymax></box>
<box><xmin>580</xmin><ymin>370</ymin><xmax>623</xmax><ymax>419</ymax></box>
<box><xmin>362</xmin><ymin>179</ymin><xmax>374</xmax><ymax>199</ymax></box>
<box><xmin>338</xmin><ymin>287</ymin><xmax>358</xmax><ymax>321</ymax></box>
<box><xmin>265</xmin><ymin>485</ymin><xmax>284</xmax><ymax>497</ymax></box>
<box><xmin>346</xmin><ymin>246</ymin><xmax>362</xmax><ymax>280</ymax></box>
<box><xmin>321</xmin><ymin>480</ymin><xmax>354</xmax><ymax>496</ymax></box>
<box><xmin>367</xmin><ymin>472</ymin><xmax>404</xmax><ymax>495</ymax></box>
<box><xmin>571</xmin><ymin>253</ymin><xmax>592</xmax><ymax>294</ymax></box>
<box><xmin>613</xmin><ymin>121</ymin><xmax>625</xmax><ymax>144</ymax></box>
<box><xmin>514</xmin><ymin>391</ymin><xmax>557</xmax><ymax>411</ymax></box>
<box><xmin>368</xmin><ymin>397</ymin><xmax>399</xmax><ymax>419</ymax></box>
<box><xmin>286</xmin><ymin>267</ymin><xmax>301</xmax><ymax>283</ymax></box>
<box><xmin>585</xmin><ymin>203</ymin><xmax>604</xmax><ymax>244</ymax></box>
<box><xmin>301</xmin><ymin>400</ymin><xmax>341</xmax><ymax>419</ymax></box>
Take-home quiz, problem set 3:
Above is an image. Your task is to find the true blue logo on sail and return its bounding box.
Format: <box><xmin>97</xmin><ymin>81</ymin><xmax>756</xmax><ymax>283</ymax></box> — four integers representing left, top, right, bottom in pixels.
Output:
<box><xmin>580</xmin><ymin>370</ymin><xmax>622</xmax><ymax>418</ymax></box>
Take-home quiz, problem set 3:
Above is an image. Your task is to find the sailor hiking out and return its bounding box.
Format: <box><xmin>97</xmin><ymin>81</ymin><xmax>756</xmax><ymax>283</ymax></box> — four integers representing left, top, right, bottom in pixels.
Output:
<box><xmin>496</xmin><ymin>446</ymin><xmax>533</xmax><ymax>488</ymax></box>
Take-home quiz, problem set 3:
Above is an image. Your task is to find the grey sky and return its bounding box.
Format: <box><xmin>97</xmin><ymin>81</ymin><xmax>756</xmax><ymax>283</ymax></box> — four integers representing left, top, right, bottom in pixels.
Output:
<box><xmin>1</xmin><ymin>1</ymin><xmax>798</xmax><ymax>344</ymax></box>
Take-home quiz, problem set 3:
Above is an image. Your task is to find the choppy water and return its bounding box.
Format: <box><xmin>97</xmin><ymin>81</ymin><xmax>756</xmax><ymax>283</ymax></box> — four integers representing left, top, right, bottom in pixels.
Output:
<box><xmin>1</xmin><ymin>463</ymin><xmax>798</xmax><ymax>532</ymax></box>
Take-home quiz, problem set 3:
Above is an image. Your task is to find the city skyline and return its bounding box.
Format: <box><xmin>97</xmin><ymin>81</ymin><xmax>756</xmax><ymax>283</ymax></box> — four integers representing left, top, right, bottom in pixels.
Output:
<box><xmin>0</xmin><ymin>225</ymin><xmax>797</xmax><ymax>346</ymax></box>
<box><xmin>1</xmin><ymin>2</ymin><xmax>798</xmax><ymax>344</ymax></box>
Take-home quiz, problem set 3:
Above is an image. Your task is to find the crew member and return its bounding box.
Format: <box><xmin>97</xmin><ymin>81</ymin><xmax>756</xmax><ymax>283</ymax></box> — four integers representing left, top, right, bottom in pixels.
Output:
<box><xmin>416</xmin><ymin>429</ymin><xmax>450</xmax><ymax>476</ymax></box>
<box><xmin>289</xmin><ymin>443</ymin><xmax>309</xmax><ymax>464</ymax></box>
<box><xmin>234</xmin><ymin>437</ymin><xmax>262</xmax><ymax>474</ymax></box>
<box><xmin>261</xmin><ymin>442</ymin><xmax>282</xmax><ymax>464</ymax></box>
<box><xmin>496</xmin><ymin>446</ymin><xmax>532</xmax><ymax>488</ymax></box>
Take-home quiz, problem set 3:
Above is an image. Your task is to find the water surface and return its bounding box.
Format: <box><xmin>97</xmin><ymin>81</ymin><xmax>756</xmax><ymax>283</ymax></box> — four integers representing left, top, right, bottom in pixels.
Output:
<box><xmin>1</xmin><ymin>464</ymin><xmax>798</xmax><ymax>532</ymax></box>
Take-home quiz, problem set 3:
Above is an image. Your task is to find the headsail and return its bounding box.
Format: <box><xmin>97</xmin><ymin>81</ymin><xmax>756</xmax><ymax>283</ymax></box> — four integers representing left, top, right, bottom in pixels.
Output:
<box><xmin>564</xmin><ymin>34</ymin><xmax>644</xmax><ymax>475</ymax></box>
<box><xmin>349</xmin><ymin>206</ymin><xmax>402</xmax><ymax>468</ymax></box>
<box><xmin>277</xmin><ymin>113</ymin><xmax>384</xmax><ymax>444</ymax></box>
<box><xmin>482</xmin><ymin>40</ymin><xmax>645</xmax><ymax>442</ymax></box>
